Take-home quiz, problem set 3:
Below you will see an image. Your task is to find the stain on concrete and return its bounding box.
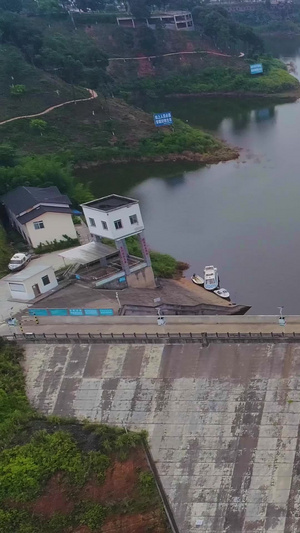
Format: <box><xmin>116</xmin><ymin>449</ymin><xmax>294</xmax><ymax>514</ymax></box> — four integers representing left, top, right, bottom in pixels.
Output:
<box><xmin>24</xmin><ymin>342</ymin><xmax>300</xmax><ymax>533</ymax></box>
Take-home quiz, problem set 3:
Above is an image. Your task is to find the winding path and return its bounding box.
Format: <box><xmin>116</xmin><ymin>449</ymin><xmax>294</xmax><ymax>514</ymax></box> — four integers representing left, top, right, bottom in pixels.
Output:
<box><xmin>108</xmin><ymin>49</ymin><xmax>233</xmax><ymax>61</ymax></box>
<box><xmin>0</xmin><ymin>88</ymin><xmax>98</xmax><ymax>126</ymax></box>
<box><xmin>0</xmin><ymin>49</ymin><xmax>244</xmax><ymax>126</ymax></box>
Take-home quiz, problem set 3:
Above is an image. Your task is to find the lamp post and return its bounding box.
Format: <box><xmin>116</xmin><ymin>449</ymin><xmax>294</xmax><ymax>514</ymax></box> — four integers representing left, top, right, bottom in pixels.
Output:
<box><xmin>278</xmin><ymin>306</ymin><xmax>285</xmax><ymax>327</ymax></box>
<box><xmin>116</xmin><ymin>291</ymin><xmax>121</xmax><ymax>310</ymax></box>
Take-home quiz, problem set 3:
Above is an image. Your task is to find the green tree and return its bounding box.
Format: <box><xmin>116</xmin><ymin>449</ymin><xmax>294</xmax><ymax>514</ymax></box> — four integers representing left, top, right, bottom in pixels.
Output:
<box><xmin>30</xmin><ymin>119</ymin><xmax>48</xmax><ymax>134</ymax></box>
<box><xmin>0</xmin><ymin>155</ymin><xmax>92</xmax><ymax>204</ymax></box>
<box><xmin>35</xmin><ymin>0</ymin><xmax>62</xmax><ymax>13</ymax></box>
<box><xmin>136</xmin><ymin>25</ymin><xmax>157</xmax><ymax>54</ymax></box>
<box><xmin>0</xmin><ymin>0</ymin><xmax>22</xmax><ymax>12</ymax></box>
<box><xmin>1</xmin><ymin>46</ymin><xmax>30</xmax><ymax>85</ymax></box>
<box><xmin>128</xmin><ymin>0</ymin><xmax>150</xmax><ymax>18</ymax></box>
<box><xmin>0</xmin><ymin>144</ymin><xmax>17</xmax><ymax>167</ymax></box>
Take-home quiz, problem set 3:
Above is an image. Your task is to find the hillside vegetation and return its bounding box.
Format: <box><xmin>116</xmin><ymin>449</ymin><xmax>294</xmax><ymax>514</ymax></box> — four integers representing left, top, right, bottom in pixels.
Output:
<box><xmin>0</xmin><ymin>4</ymin><xmax>296</xmax><ymax>179</ymax></box>
<box><xmin>0</xmin><ymin>99</ymin><xmax>238</xmax><ymax>164</ymax></box>
<box><xmin>0</xmin><ymin>340</ymin><xmax>171</xmax><ymax>533</ymax></box>
<box><xmin>126</xmin><ymin>57</ymin><xmax>299</xmax><ymax>97</ymax></box>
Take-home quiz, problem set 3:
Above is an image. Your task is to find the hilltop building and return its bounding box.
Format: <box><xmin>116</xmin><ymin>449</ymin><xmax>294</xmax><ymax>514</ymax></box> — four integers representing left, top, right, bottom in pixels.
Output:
<box><xmin>117</xmin><ymin>11</ymin><xmax>194</xmax><ymax>31</ymax></box>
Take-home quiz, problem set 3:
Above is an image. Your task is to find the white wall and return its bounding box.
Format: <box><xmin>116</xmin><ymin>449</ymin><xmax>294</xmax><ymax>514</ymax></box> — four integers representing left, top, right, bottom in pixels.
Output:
<box><xmin>8</xmin><ymin>267</ymin><xmax>58</xmax><ymax>301</ymax></box>
<box><xmin>26</xmin><ymin>212</ymin><xmax>77</xmax><ymax>248</ymax></box>
<box><xmin>83</xmin><ymin>203</ymin><xmax>144</xmax><ymax>241</ymax></box>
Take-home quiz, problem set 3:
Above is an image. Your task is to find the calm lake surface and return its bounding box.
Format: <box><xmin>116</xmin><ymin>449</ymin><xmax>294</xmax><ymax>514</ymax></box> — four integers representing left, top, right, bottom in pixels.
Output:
<box><xmin>78</xmin><ymin>37</ymin><xmax>300</xmax><ymax>313</ymax></box>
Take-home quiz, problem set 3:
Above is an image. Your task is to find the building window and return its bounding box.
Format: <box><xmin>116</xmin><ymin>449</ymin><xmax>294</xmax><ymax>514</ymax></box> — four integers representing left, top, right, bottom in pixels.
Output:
<box><xmin>9</xmin><ymin>282</ymin><xmax>26</xmax><ymax>292</ymax></box>
<box><xmin>114</xmin><ymin>219</ymin><xmax>123</xmax><ymax>230</ymax></box>
<box><xmin>129</xmin><ymin>214</ymin><xmax>138</xmax><ymax>225</ymax></box>
<box><xmin>42</xmin><ymin>275</ymin><xmax>50</xmax><ymax>286</ymax></box>
<box><xmin>33</xmin><ymin>221</ymin><xmax>44</xmax><ymax>230</ymax></box>
<box><xmin>102</xmin><ymin>221</ymin><xmax>108</xmax><ymax>230</ymax></box>
<box><xmin>89</xmin><ymin>217</ymin><xmax>96</xmax><ymax>227</ymax></box>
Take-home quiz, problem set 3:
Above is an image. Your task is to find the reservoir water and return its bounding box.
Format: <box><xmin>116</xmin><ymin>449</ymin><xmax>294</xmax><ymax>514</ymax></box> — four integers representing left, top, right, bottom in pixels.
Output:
<box><xmin>79</xmin><ymin>37</ymin><xmax>300</xmax><ymax>314</ymax></box>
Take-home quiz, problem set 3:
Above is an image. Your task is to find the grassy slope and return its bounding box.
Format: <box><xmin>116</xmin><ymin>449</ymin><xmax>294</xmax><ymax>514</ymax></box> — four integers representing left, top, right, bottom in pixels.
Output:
<box><xmin>0</xmin><ymin>96</ymin><xmax>238</xmax><ymax>163</ymax></box>
<box><xmin>0</xmin><ymin>340</ymin><xmax>170</xmax><ymax>533</ymax></box>
<box><xmin>0</xmin><ymin>44</ymin><xmax>88</xmax><ymax>122</ymax></box>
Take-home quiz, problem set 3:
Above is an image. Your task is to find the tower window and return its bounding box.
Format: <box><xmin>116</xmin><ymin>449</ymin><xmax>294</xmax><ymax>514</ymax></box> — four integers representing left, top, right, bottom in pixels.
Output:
<box><xmin>129</xmin><ymin>214</ymin><xmax>138</xmax><ymax>225</ymax></box>
<box><xmin>114</xmin><ymin>219</ymin><xmax>123</xmax><ymax>230</ymax></box>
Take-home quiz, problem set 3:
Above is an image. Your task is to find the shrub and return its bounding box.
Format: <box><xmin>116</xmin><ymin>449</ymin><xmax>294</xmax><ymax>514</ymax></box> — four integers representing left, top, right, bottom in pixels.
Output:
<box><xmin>87</xmin><ymin>451</ymin><xmax>110</xmax><ymax>483</ymax></box>
<box><xmin>139</xmin><ymin>471</ymin><xmax>156</xmax><ymax>497</ymax></box>
<box><xmin>10</xmin><ymin>84</ymin><xmax>26</xmax><ymax>96</ymax></box>
<box><xmin>79</xmin><ymin>502</ymin><xmax>107</xmax><ymax>531</ymax></box>
<box><xmin>34</xmin><ymin>235</ymin><xmax>79</xmax><ymax>254</ymax></box>
<box><xmin>72</xmin><ymin>215</ymin><xmax>82</xmax><ymax>225</ymax></box>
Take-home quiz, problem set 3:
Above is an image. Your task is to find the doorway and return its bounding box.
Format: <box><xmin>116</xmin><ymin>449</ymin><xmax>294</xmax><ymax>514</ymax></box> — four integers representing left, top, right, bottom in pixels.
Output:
<box><xmin>32</xmin><ymin>284</ymin><xmax>41</xmax><ymax>298</ymax></box>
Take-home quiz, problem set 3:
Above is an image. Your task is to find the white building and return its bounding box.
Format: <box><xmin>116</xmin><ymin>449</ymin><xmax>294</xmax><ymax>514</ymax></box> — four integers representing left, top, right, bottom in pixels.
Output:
<box><xmin>7</xmin><ymin>264</ymin><xmax>58</xmax><ymax>301</ymax></box>
<box><xmin>81</xmin><ymin>194</ymin><xmax>155</xmax><ymax>289</ymax></box>
<box><xmin>1</xmin><ymin>186</ymin><xmax>77</xmax><ymax>249</ymax></box>
<box><xmin>82</xmin><ymin>194</ymin><xmax>144</xmax><ymax>241</ymax></box>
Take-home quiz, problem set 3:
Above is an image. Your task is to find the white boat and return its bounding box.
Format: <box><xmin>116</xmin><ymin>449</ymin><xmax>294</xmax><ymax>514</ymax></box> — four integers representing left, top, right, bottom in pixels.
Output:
<box><xmin>214</xmin><ymin>288</ymin><xmax>230</xmax><ymax>300</ymax></box>
<box><xmin>203</xmin><ymin>265</ymin><xmax>219</xmax><ymax>291</ymax></box>
<box><xmin>191</xmin><ymin>273</ymin><xmax>204</xmax><ymax>286</ymax></box>
<box><xmin>8</xmin><ymin>253</ymin><xmax>31</xmax><ymax>272</ymax></box>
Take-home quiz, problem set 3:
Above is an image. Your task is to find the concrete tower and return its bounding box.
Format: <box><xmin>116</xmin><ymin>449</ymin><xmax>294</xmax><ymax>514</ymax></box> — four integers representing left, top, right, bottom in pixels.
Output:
<box><xmin>81</xmin><ymin>194</ymin><xmax>155</xmax><ymax>288</ymax></box>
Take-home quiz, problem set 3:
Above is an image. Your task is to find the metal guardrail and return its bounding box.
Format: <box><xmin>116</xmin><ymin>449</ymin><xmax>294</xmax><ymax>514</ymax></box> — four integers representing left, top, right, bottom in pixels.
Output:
<box><xmin>2</xmin><ymin>331</ymin><xmax>300</xmax><ymax>346</ymax></box>
<box><xmin>143</xmin><ymin>442</ymin><xmax>180</xmax><ymax>533</ymax></box>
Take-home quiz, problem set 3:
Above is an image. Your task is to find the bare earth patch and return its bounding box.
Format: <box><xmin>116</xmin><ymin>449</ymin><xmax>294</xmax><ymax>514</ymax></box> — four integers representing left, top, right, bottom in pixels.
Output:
<box><xmin>82</xmin><ymin>449</ymin><xmax>147</xmax><ymax>503</ymax></box>
<box><xmin>102</xmin><ymin>510</ymin><xmax>168</xmax><ymax>533</ymax></box>
<box><xmin>31</xmin><ymin>473</ymin><xmax>74</xmax><ymax>517</ymax></box>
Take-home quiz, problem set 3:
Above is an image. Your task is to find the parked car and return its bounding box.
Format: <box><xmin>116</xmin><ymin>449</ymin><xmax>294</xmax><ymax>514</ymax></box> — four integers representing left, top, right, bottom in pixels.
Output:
<box><xmin>8</xmin><ymin>253</ymin><xmax>31</xmax><ymax>272</ymax></box>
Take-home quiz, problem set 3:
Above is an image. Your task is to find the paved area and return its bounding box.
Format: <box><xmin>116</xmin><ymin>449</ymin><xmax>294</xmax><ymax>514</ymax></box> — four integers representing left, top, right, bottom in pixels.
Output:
<box><xmin>24</xmin><ymin>341</ymin><xmax>300</xmax><ymax>533</ymax></box>
<box><xmin>31</xmin><ymin>278</ymin><xmax>232</xmax><ymax>310</ymax></box>
<box><xmin>75</xmin><ymin>221</ymin><xmax>92</xmax><ymax>245</ymax></box>
<box><xmin>12</xmin><ymin>314</ymin><xmax>300</xmax><ymax>336</ymax></box>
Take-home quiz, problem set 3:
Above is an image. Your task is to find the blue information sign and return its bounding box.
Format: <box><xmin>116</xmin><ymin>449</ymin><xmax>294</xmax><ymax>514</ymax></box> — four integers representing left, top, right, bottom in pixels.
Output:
<box><xmin>49</xmin><ymin>309</ymin><xmax>68</xmax><ymax>316</ymax></box>
<box><xmin>69</xmin><ymin>309</ymin><xmax>84</xmax><ymax>316</ymax></box>
<box><xmin>119</xmin><ymin>276</ymin><xmax>126</xmax><ymax>283</ymax></box>
<box><xmin>84</xmin><ymin>309</ymin><xmax>98</xmax><ymax>316</ymax></box>
<box><xmin>154</xmin><ymin>112</ymin><xmax>173</xmax><ymax>127</ymax></box>
<box><xmin>29</xmin><ymin>309</ymin><xmax>48</xmax><ymax>316</ymax></box>
<box><xmin>250</xmin><ymin>63</ymin><xmax>263</xmax><ymax>75</ymax></box>
<box><xmin>99</xmin><ymin>309</ymin><xmax>114</xmax><ymax>316</ymax></box>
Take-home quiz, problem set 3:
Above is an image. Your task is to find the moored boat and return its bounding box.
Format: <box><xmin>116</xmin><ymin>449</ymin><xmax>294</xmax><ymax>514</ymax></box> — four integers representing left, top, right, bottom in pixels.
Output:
<box><xmin>204</xmin><ymin>265</ymin><xmax>219</xmax><ymax>291</ymax></box>
<box><xmin>214</xmin><ymin>288</ymin><xmax>230</xmax><ymax>300</ymax></box>
<box><xmin>191</xmin><ymin>273</ymin><xmax>204</xmax><ymax>286</ymax></box>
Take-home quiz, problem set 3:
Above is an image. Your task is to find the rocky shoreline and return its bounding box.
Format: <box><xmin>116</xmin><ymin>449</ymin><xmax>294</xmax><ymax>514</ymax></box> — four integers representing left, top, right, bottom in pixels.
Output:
<box><xmin>166</xmin><ymin>89</ymin><xmax>300</xmax><ymax>100</ymax></box>
<box><xmin>75</xmin><ymin>147</ymin><xmax>239</xmax><ymax>169</ymax></box>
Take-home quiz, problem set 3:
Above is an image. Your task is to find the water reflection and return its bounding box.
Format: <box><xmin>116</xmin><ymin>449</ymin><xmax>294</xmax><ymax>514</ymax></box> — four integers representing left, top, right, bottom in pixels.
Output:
<box><xmin>77</xmin><ymin>37</ymin><xmax>300</xmax><ymax>313</ymax></box>
<box><xmin>231</xmin><ymin>110</ymin><xmax>252</xmax><ymax>131</ymax></box>
<box><xmin>255</xmin><ymin>107</ymin><xmax>276</xmax><ymax>122</ymax></box>
<box><xmin>163</xmin><ymin>174</ymin><xmax>186</xmax><ymax>188</ymax></box>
